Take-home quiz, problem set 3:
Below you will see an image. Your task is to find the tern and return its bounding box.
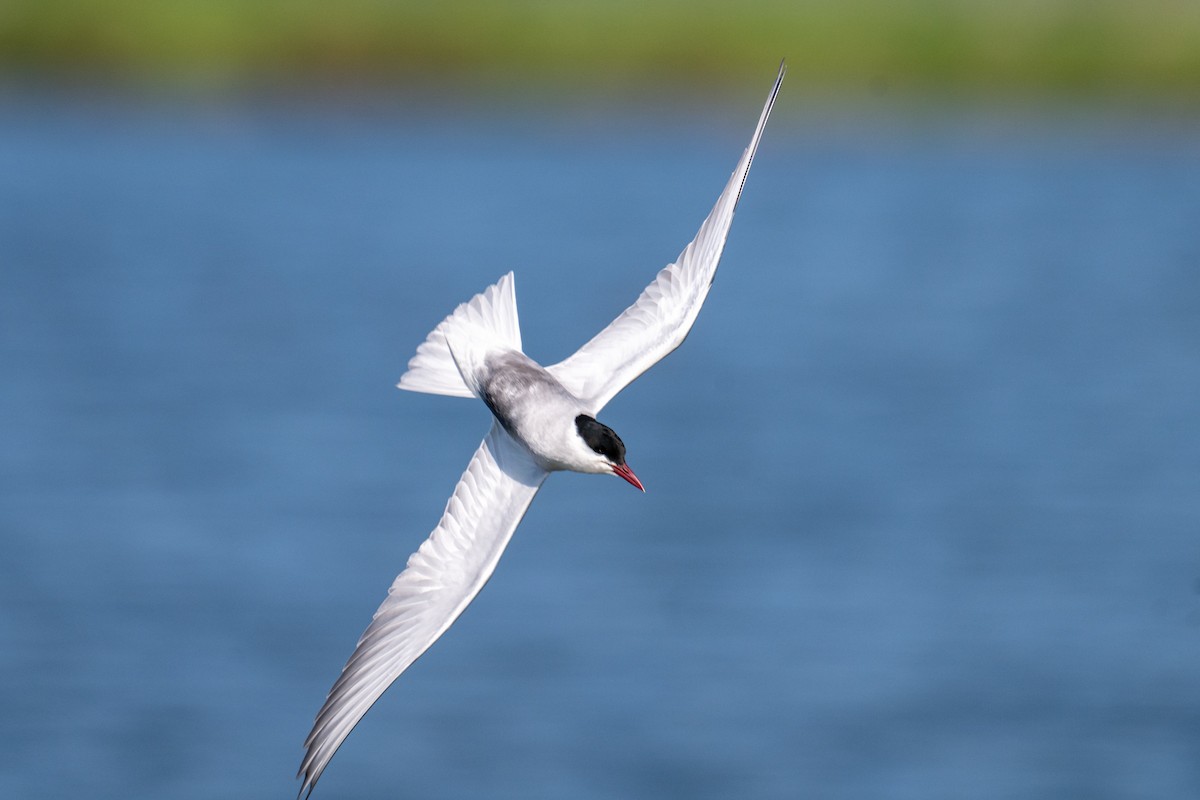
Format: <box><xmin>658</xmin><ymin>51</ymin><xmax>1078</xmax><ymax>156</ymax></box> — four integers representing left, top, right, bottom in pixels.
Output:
<box><xmin>298</xmin><ymin>61</ymin><xmax>784</xmax><ymax>797</ymax></box>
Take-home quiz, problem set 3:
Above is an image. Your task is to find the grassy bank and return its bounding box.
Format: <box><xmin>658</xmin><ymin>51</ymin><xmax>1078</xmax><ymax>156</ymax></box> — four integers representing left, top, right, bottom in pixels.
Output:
<box><xmin>2</xmin><ymin>0</ymin><xmax>1198</xmax><ymax>100</ymax></box>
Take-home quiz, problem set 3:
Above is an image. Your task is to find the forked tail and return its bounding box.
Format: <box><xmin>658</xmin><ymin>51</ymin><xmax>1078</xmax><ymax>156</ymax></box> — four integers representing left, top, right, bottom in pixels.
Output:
<box><xmin>397</xmin><ymin>272</ymin><xmax>523</xmax><ymax>398</ymax></box>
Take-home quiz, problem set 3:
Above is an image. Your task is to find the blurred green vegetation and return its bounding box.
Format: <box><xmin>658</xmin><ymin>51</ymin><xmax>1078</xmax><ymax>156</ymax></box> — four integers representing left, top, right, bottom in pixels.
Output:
<box><xmin>1</xmin><ymin>0</ymin><xmax>1198</xmax><ymax>100</ymax></box>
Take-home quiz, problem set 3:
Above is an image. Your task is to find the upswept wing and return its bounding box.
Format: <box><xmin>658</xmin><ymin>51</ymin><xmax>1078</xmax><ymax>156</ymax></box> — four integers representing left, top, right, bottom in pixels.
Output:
<box><xmin>547</xmin><ymin>61</ymin><xmax>785</xmax><ymax>413</ymax></box>
<box><xmin>298</xmin><ymin>422</ymin><xmax>548</xmax><ymax>797</ymax></box>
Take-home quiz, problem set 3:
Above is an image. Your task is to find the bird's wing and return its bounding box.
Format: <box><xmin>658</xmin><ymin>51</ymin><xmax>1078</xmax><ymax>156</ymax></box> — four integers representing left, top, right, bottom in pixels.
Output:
<box><xmin>547</xmin><ymin>61</ymin><xmax>784</xmax><ymax>414</ymax></box>
<box><xmin>298</xmin><ymin>421</ymin><xmax>548</xmax><ymax>797</ymax></box>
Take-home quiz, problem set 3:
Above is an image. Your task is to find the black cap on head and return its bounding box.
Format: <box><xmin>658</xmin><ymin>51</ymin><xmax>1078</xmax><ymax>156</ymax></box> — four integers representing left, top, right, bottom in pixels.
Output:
<box><xmin>575</xmin><ymin>415</ymin><xmax>626</xmax><ymax>465</ymax></box>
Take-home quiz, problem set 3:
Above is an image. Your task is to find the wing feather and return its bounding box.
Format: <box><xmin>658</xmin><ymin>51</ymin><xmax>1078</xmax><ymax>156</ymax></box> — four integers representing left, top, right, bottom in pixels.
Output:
<box><xmin>547</xmin><ymin>61</ymin><xmax>785</xmax><ymax>412</ymax></box>
<box><xmin>298</xmin><ymin>422</ymin><xmax>547</xmax><ymax>797</ymax></box>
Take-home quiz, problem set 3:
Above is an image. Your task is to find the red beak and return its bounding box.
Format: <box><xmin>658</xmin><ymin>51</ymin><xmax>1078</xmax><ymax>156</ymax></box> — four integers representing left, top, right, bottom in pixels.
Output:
<box><xmin>612</xmin><ymin>462</ymin><xmax>645</xmax><ymax>492</ymax></box>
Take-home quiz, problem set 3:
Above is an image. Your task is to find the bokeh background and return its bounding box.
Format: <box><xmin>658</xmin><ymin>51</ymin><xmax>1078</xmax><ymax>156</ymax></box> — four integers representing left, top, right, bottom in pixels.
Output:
<box><xmin>3</xmin><ymin>2</ymin><xmax>1199</xmax><ymax>798</ymax></box>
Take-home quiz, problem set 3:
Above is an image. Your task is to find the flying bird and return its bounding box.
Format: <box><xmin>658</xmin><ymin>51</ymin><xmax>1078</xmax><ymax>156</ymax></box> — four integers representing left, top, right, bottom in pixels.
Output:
<box><xmin>298</xmin><ymin>61</ymin><xmax>785</xmax><ymax>797</ymax></box>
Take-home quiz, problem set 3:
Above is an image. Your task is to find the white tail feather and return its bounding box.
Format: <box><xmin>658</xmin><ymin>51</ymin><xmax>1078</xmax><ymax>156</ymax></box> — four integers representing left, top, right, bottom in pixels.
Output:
<box><xmin>397</xmin><ymin>272</ymin><xmax>522</xmax><ymax>397</ymax></box>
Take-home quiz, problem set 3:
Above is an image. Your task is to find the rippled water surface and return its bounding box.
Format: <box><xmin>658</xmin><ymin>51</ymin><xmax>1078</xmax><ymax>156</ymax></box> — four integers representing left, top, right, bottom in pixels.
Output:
<box><xmin>2</xmin><ymin>91</ymin><xmax>1199</xmax><ymax>799</ymax></box>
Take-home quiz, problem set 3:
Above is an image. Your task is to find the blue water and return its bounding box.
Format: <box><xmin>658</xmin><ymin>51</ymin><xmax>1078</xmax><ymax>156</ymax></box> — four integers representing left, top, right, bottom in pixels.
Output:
<box><xmin>2</xmin><ymin>89</ymin><xmax>1199</xmax><ymax>799</ymax></box>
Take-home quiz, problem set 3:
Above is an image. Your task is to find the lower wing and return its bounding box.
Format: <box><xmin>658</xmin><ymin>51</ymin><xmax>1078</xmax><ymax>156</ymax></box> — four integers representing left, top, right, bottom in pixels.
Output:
<box><xmin>298</xmin><ymin>421</ymin><xmax>548</xmax><ymax>797</ymax></box>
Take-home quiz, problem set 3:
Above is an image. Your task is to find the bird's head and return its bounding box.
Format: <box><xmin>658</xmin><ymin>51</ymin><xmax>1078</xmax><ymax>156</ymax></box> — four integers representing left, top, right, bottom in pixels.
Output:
<box><xmin>574</xmin><ymin>414</ymin><xmax>644</xmax><ymax>491</ymax></box>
